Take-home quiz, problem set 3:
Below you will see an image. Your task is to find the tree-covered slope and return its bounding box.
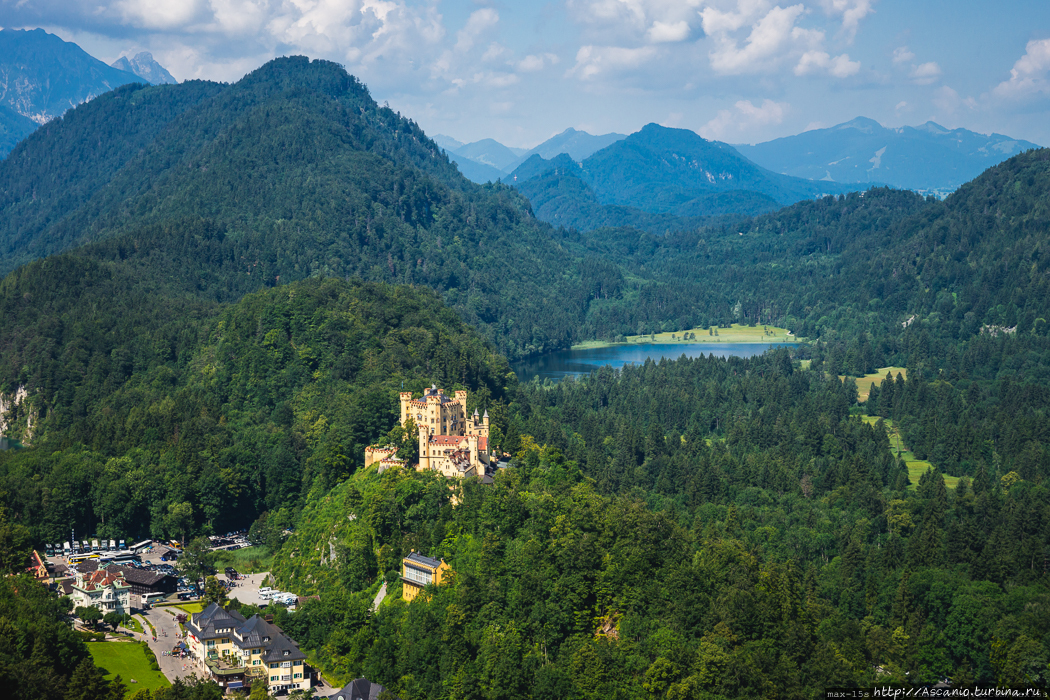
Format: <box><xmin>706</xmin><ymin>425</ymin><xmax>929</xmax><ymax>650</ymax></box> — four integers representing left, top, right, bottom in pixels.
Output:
<box><xmin>0</xmin><ymin>273</ymin><xmax>511</xmax><ymax>543</ymax></box>
<box><xmin>557</xmin><ymin>148</ymin><xmax>1050</xmax><ymax>354</ymax></box>
<box><xmin>583</xmin><ymin>123</ymin><xmax>856</xmax><ymax>212</ymax></box>
<box><xmin>0</xmin><ymin>56</ymin><xmax>622</xmax><ymax>358</ymax></box>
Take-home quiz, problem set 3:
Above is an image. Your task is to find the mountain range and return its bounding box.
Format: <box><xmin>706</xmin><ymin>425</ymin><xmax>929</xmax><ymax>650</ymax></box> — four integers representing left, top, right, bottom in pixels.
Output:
<box><xmin>440</xmin><ymin>127</ymin><xmax>626</xmax><ymax>184</ymax></box>
<box><xmin>736</xmin><ymin>116</ymin><xmax>1041</xmax><ymax>194</ymax></box>
<box><xmin>0</xmin><ymin>29</ymin><xmax>176</xmax><ymax>157</ymax></box>
<box><xmin>507</xmin><ymin>123</ymin><xmax>855</xmax><ymax>231</ymax></box>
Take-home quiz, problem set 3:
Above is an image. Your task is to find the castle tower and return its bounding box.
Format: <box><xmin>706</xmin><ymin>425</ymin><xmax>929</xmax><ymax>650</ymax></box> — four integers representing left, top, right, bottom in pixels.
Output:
<box><xmin>418</xmin><ymin>423</ymin><xmax>431</xmax><ymax>472</ymax></box>
<box><xmin>399</xmin><ymin>392</ymin><xmax>413</xmax><ymax>427</ymax></box>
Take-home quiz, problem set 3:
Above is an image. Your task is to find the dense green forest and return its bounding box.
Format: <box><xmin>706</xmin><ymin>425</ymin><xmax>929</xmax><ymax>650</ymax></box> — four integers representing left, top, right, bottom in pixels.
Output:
<box><xmin>0</xmin><ymin>277</ymin><xmax>510</xmax><ymax>543</ymax></box>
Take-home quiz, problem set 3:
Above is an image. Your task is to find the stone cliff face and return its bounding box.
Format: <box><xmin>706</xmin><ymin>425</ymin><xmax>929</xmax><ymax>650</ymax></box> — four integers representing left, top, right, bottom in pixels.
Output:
<box><xmin>0</xmin><ymin>384</ymin><xmax>36</xmax><ymax>445</ymax></box>
<box><xmin>111</xmin><ymin>52</ymin><xmax>177</xmax><ymax>85</ymax></box>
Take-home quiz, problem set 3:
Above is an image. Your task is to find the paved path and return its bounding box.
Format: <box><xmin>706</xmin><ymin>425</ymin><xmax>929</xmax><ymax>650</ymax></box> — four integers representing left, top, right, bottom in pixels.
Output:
<box><xmin>138</xmin><ymin>607</ymin><xmax>196</xmax><ymax>682</ymax></box>
<box><xmin>371</xmin><ymin>582</ymin><xmax>387</xmax><ymax>611</ymax></box>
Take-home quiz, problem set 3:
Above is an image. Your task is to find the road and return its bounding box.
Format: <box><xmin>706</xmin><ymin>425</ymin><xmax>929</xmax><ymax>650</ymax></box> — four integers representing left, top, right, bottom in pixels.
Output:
<box><xmin>123</xmin><ymin>603</ymin><xmax>196</xmax><ymax>683</ymax></box>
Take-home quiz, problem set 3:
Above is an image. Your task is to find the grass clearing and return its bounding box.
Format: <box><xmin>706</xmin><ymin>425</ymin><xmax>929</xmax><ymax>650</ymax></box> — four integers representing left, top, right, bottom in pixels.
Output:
<box><xmin>173</xmin><ymin>602</ymin><xmax>203</xmax><ymax>614</ymax></box>
<box><xmin>862</xmin><ymin>415</ymin><xmax>959</xmax><ymax>489</ymax></box>
<box><xmin>122</xmin><ymin>616</ymin><xmax>142</xmax><ymax>633</ymax></box>
<box><xmin>841</xmin><ymin>367</ymin><xmax>908</xmax><ymax>402</ymax></box>
<box><xmin>572</xmin><ymin>323</ymin><xmax>796</xmax><ymax>349</ymax></box>
<box><xmin>88</xmin><ymin>641</ymin><xmax>170</xmax><ymax>696</ymax></box>
<box><xmin>211</xmin><ymin>545</ymin><xmax>273</xmax><ymax>574</ymax></box>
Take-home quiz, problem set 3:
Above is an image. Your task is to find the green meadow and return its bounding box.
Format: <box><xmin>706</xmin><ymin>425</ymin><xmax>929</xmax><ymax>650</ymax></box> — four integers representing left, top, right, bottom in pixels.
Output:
<box><xmin>87</xmin><ymin>641</ymin><xmax>169</xmax><ymax>696</ymax></box>
<box><xmin>862</xmin><ymin>415</ymin><xmax>959</xmax><ymax>489</ymax></box>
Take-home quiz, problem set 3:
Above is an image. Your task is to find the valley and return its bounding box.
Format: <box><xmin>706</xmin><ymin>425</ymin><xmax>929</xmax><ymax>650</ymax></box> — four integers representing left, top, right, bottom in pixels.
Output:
<box><xmin>0</xmin><ymin>44</ymin><xmax>1048</xmax><ymax>700</ymax></box>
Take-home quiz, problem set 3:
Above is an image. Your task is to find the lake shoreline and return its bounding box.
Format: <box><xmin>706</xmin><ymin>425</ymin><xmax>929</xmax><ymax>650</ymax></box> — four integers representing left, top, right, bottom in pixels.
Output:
<box><xmin>571</xmin><ymin>337</ymin><xmax>798</xmax><ymax>350</ymax></box>
<box><xmin>570</xmin><ymin>323</ymin><xmax>800</xmax><ymax>350</ymax></box>
<box><xmin>514</xmin><ymin>339</ymin><xmax>801</xmax><ymax>383</ymax></box>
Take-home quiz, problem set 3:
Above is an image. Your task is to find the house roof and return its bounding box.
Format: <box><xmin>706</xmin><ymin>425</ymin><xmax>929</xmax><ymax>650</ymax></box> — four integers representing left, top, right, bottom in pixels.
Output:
<box><xmin>328</xmin><ymin>678</ymin><xmax>397</xmax><ymax>700</ymax></box>
<box><xmin>76</xmin><ymin>569</ymin><xmax>130</xmax><ymax>591</ymax></box>
<box><xmin>430</xmin><ymin>435</ymin><xmax>468</xmax><ymax>446</ymax></box>
<box><xmin>73</xmin><ymin>561</ymin><xmax>174</xmax><ymax>587</ymax></box>
<box><xmin>187</xmin><ymin>602</ymin><xmax>247</xmax><ymax>640</ymax></box>
<box><xmin>404</xmin><ymin>552</ymin><xmax>442</xmax><ymax>569</ymax></box>
<box><xmin>235</xmin><ymin>615</ymin><xmax>283</xmax><ymax>648</ymax></box>
<box><xmin>260</xmin><ymin>628</ymin><xmax>306</xmax><ymax>662</ymax></box>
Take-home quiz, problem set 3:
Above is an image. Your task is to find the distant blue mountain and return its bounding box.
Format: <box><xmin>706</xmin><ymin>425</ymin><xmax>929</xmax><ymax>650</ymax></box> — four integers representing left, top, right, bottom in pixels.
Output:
<box><xmin>449</xmin><ymin>128</ymin><xmax>627</xmax><ymax>184</ymax></box>
<box><xmin>508</xmin><ymin>124</ymin><xmax>858</xmax><ymax>231</ymax></box>
<box><xmin>503</xmin><ymin>128</ymin><xmax>626</xmax><ymax>173</ymax></box>
<box><xmin>452</xmin><ymin>138</ymin><xmax>522</xmax><ymax>171</ymax></box>
<box><xmin>448</xmin><ymin>152</ymin><xmax>505</xmax><ymax>183</ymax></box>
<box><xmin>0</xmin><ymin>28</ymin><xmax>143</xmax><ymax>124</ymax></box>
<box><xmin>736</xmin><ymin>117</ymin><xmax>1041</xmax><ymax>194</ymax></box>
<box><xmin>0</xmin><ymin>105</ymin><xmax>37</xmax><ymax>158</ymax></box>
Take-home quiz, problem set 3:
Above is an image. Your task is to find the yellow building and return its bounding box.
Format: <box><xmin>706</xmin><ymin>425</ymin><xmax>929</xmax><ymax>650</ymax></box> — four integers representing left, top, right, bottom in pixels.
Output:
<box><xmin>185</xmin><ymin>603</ymin><xmax>311</xmax><ymax>694</ymax></box>
<box><xmin>366</xmin><ymin>385</ymin><xmax>492</xmax><ymax>478</ymax></box>
<box><xmin>401</xmin><ymin>552</ymin><xmax>450</xmax><ymax>601</ymax></box>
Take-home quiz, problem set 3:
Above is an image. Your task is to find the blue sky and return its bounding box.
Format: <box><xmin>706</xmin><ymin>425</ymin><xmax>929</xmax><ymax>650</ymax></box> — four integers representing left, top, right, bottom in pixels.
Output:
<box><xmin>4</xmin><ymin>0</ymin><xmax>1049</xmax><ymax>148</ymax></box>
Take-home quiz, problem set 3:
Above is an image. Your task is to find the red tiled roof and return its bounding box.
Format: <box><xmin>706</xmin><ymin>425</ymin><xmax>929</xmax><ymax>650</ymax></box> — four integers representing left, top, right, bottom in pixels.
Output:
<box><xmin>80</xmin><ymin>569</ymin><xmax>128</xmax><ymax>591</ymax></box>
<box><xmin>478</xmin><ymin>437</ymin><xmax>488</xmax><ymax>451</ymax></box>
<box><xmin>430</xmin><ymin>435</ymin><xmax>468</xmax><ymax>445</ymax></box>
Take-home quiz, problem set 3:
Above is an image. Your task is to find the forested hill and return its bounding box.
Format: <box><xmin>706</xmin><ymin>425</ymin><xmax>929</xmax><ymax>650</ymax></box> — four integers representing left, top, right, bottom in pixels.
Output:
<box><xmin>508</xmin><ymin>123</ymin><xmax>860</xmax><ymax>230</ymax></box>
<box><xmin>0</xmin><ymin>56</ymin><xmax>616</xmax><ymax>358</ymax></box>
<box><xmin>562</xmin><ymin>147</ymin><xmax>1050</xmax><ymax>356</ymax></box>
<box><xmin>0</xmin><ymin>274</ymin><xmax>512</xmax><ymax>542</ymax></box>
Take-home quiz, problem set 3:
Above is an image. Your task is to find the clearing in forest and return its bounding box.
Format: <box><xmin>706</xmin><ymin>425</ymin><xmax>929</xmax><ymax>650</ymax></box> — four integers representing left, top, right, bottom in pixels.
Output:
<box><xmin>841</xmin><ymin>366</ymin><xmax>908</xmax><ymax>402</ymax></box>
<box><xmin>862</xmin><ymin>415</ymin><xmax>959</xmax><ymax>489</ymax></box>
<box><xmin>573</xmin><ymin>324</ymin><xmax>795</xmax><ymax>349</ymax></box>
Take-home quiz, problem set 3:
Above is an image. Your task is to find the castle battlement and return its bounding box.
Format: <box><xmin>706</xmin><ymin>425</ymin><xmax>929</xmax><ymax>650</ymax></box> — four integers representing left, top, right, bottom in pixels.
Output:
<box><xmin>387</xmin><ymin>384</ymin><xmax>492</xmax><ymax>479</ymax></box>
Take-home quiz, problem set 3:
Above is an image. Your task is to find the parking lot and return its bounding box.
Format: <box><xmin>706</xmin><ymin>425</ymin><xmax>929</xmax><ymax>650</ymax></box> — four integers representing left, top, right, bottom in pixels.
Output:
<box><xmin>216</xmin><ymin>571</ymin><xmax>275</xmax><ymax>606</ymax></box>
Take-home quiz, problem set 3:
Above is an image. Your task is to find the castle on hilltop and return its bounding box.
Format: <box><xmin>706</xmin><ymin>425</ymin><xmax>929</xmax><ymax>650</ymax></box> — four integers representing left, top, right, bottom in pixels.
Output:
<box><xmin>365</xmin><ymin>385</ymin><xmax>491</xmax><ymax>479</ymax></box>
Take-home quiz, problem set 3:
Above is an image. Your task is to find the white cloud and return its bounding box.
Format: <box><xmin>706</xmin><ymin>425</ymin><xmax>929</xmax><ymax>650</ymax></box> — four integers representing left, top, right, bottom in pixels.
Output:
<box><xmin>567</xmin><ymin>0</ymin><xmax>701</xmax><ymax>43</ymax></box>
<box><xmin>700</xmin><ymin>2</ymin><xmax>859</xmax><ymax>78</ymax></box>
<box><xmin>892</xmin><ymin>46</ymin><xmax>914</xmax><ymax>64</ymax></box>
<box><xmin>647</xmin><ymin>20</ymin><xmax>691</xmax><ymax>43</ymax></box>
<box><xmin>817</xmin><ymin>0</ymin><xmax>873</xmax><ymax>42</ymax></box>
<box><xmin>455</xmin><ymin>8</ymin><xmax>499</xmax><ymax>53</ymax></box>
<box><xmin>932</xmin><ymin>85</ymin><xmax>976</xmax><ymax>114</ymax></box>
<box><xmin>113</xmin><ymin>0</ymin><xmax>203</xmax><ymax>31</ymax></box>
<box><xmin>517</xmin><ymin>53</ymin><xmax>559</xmax><ymax>72</ymax></box>
<box><xmin>795</xmin><ymin>50</ymin><xmax>860</xmax><ymax>77</ymax></box>
<box><xmin>706</xmin><ymin>4</ymin><xmax>808</xmax><ymax>75</ymax></box>
<box><xmin>910</xmin><ymin>61</ymin><xmax>941</xmax><ymax>85</ymax></box>
<box><xmin>700</xmin><ymin>98</ymin><xmax>787</xmax><ymax>139</ymax></box>
<box><xmin>567</xmin><ymin>44</ymin><xmax>659</xmax><ymax>80</ymax></box>
<box><xmin>993</xmin><ymin>38</ymin><xmax>1050</xmax><ymax>100</ymax></box>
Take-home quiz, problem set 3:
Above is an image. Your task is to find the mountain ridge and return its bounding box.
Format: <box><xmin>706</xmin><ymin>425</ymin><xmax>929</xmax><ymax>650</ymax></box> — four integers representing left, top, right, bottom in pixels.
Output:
<box><xmin>737</xmin><ymin>116</ymin><xmax>1041</xmax><ymax>194</ymax></box>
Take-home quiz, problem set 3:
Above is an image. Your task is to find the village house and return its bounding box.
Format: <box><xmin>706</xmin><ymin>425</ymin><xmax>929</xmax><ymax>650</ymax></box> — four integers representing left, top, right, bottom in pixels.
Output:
<box><xmin>66</xmin><ymin>567</ymin><xmax>132</xmax><ymax>614</ymax></box>
<box><xmin>185</xmin><ymin>602</ymin><xmax>312</xmax><ymax>695</ymax></box>
<box><xmin>71</xmin><ymin>560</ymin><xmax>178</xmax><ymax>596</ymax></box>
<box><xmin>401</xmin><ymin>552</ymin><xmax>451</xmax><ymax>602</ymax></box>
<box><xmin>365</xmin><ymin>385</ymin><xmax>492</xmax><ymax>478</ymax></box>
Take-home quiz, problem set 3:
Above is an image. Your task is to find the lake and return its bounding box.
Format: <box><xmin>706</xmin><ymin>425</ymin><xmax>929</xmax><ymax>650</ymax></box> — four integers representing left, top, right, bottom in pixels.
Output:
<box><xmin>512</xmin><ymin>342</ymin><xmax>797</xmax><ymax>382</ymax></box>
